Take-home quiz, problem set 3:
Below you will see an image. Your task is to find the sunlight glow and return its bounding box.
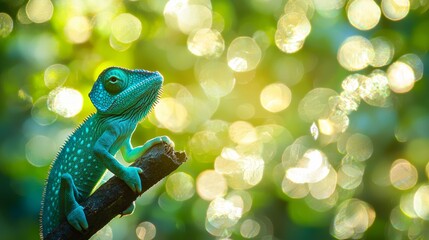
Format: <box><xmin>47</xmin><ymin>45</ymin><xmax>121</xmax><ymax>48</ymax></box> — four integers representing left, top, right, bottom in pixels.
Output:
<box><xmin>164</xmin><ymin>0</ymin><xmax>212</xmax><ymax>34</ymax></box>
<box><xmin>47</xmin><ymin>87</ymin><xmax>83</xmax><ymax>118</ymax></box>
<box><xmin>154</xmin><ymin>97</ymin><xmax>189</xmax><ymax>132</ymax></box>
<box><xmin>65</xmin><ymin>16</ymin><xmax>92</xmax><ymax>44</ymax></box>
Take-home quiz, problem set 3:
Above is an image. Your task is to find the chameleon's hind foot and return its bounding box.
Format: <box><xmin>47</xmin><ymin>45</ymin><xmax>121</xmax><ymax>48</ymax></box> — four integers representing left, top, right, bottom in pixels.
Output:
<box><xmin>67</xmin><ymin>205</ymin><xmax>88</xmax><ymax>232</ymax></box>
<box><xmin>120</xmin><ymin>201</ymin><xmax>136</xmax><ymax>217</ymax></box>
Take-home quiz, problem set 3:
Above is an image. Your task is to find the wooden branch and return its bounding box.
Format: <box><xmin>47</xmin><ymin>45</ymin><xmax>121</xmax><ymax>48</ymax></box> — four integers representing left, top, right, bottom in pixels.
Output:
<box><xmin>45</xmin><ymin>143</ymin><xmax>187</xmax><ymax>240</ymax></box>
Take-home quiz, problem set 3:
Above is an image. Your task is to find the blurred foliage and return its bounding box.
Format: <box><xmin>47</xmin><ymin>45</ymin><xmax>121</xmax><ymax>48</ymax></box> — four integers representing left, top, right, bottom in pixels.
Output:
<box><xmin>0</xmin><ymin>0</ymin><xmax>429</xmax><ymax>239</ymax></box>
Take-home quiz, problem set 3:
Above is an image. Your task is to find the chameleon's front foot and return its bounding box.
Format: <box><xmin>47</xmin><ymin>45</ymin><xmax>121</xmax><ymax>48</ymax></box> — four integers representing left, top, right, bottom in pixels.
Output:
<box><xmin>67</xmin><ymin>205</ymin><xmax>88</xmax><ymax>232</ymax></box>
<box><xmin>150</xmin><ymin>136</ymin><xmax>175</xmax><ymax>148</ymax></box>
<box><xmin>121</xmin><ymin>167</ymin><xmax>143</xmax><ymax>193</ymax></box>
<box><xmin>120</xmin><ymin>136</ymin><xmax>174</xmax><ymax>193</ymax></box>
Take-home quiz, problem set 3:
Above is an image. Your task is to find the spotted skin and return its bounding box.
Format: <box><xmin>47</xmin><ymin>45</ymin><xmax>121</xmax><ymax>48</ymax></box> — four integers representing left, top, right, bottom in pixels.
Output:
<box><xmin>40</xmin><ymin>67</ymin><xmax>174</xmax><ymax>238</ymax></box>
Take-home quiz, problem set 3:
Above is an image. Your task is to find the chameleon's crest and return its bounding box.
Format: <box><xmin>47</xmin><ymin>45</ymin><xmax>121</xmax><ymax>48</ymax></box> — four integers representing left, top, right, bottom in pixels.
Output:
<box><xmin>89</xmin><ymin>67</ymin><xmax>163</xmax><ymax>115</ymax></box>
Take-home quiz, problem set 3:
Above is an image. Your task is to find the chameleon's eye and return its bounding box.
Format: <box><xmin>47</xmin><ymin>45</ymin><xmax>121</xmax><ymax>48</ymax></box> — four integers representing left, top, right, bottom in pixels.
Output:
<box><xmin>104</xmin><ymin>76</ymin><xmax>126</xmax><ymax>94</ymax></box>
<box><xmin>109</xmin><ymin>76</ymin><xmax>118</xmax><ymax>83</ymax></box>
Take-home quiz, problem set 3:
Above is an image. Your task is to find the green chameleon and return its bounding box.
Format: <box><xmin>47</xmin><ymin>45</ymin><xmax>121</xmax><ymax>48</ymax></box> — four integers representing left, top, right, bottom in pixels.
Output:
<box><xmin>40</xmin><ymin>67</ymin><xmax>173</xmax><ymax>238</ymax></box>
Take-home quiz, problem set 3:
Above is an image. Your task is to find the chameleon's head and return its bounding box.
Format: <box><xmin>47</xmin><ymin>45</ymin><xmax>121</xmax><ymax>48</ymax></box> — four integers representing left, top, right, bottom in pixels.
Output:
<box><xmin>89</xmin><ymin>67</ymin><xmax>163</xmax><ymax>116</ymax></box>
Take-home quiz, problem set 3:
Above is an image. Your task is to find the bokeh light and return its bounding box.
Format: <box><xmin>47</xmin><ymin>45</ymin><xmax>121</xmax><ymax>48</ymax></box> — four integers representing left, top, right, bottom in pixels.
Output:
<box><xmin>136</xmin><ymin>221</ymin><xmax>156</xmax><ymax>240</ymax></box>
<box><xmin>389</xmin><ymin>159</ymin><xmax>418</xmax><ymax>190</ymax></box>
<box><xmin>206</xmin><ymin>197</ymin><xmax>243</xmax><ymax>229</ymax></box>
<box><xmin>359</xmin><ymin>70</ymin><xmax>391</xmax><ymax>107</ymax></box>
<box><xmin>369</xmin><ymin>37</ymin><xmax>395</xmax><ymax>67</ymax></box>
<box><xmin>0</xmin><ymin>13</ymin><xmax>13</xmax><ymax>37</ymax></box>
<box><xmin>111</xmin><ymin>13</ymin><xmax>142</xmax><ymax>44</ymax></box>
<box><xmin>337</xmin><ymin>36</ymin><xmax>375</xmax><ymax>71</ymax></box>
<box><xmin>165</xmin><ymin>172</ymin><xmax>195</xmax><ymax>201</ymax></box>
<box><xmin>397</xmin><ymin>54</ymin><xmax>424</xmax><ymax>81</ymax></box>
<box><xmin>260</xmin><ymin>83</ymin><xmax>292</xmax><ymax>113</ymax></box>
<box><xmin>25</xmin><ymin>135</ymin><xmax>56</xmax><ymax>167</ymax></box>
<box><xmin>196</xmin><ymin>170</ymin><xmax>228</xmax><ymax>201</ymax></box>
<box><xmin>387</xmin><ymin>61</ymin><xmax>415</xmax><ymax>93</ymax></box>
<box><xmin>337</xmin><ymin>163</ymin><xmax>364</xmax><ymax>190</ymax></box>
<box><xmin>381</xmin><ymin>0</ymin><xmax>410</xmax><ymax>21</ymax></box>
<box><xmin>197</xmin><ymin>60</ymin><xmax>235</xmax><ymax>98</ymax></box>
<box><xmin>286</xmin><ymin>149</ymin><xmax>330</xmax><ymax>184</ymax></box>
<box><xmin>345</xmin><ymin>133</ymin><xmax>373</xmax><ymax>161</ymax></box>
<box><xmin>164</xmin><ymin>0</ymin><xmax>212</xmax><ymax>34</ymax></box>
<box><xmin>390</xmin><ymin>206</ymin><xmax>411</xmax><ymax>231</ymax></box>
<box><xmin>308</xmin><ymin>166</ymin><xmax>337</xmax><ymax>199</ymax></box>
<box><xmin>31</xmin><ymin>96</ymin><xmax>57</xmax><ymax>125</ymax></box>
<box><xmin>282</xmin><ymin>176</ymin><xmax>309</xmax><ymax>199</ymax></box>
<box><xmin>187</xmin><ymin>28</ymin><xmax>224</xmax><ymax>58</ymax></box>
<box><xmin>240</xmin><ymin>219</ymin><xmax>260</xmax><ymax>238</ymax></box>
<box><xmin>154</xmin><ymin>97</ymin><xmax>189</xmax><ymax>132</ymax></box>
<box><xmin>228</xmin><ymin>121</ymin><xmax>257</xmax><ymax>145</ymax></box>
<box><xmin>332</xmin><ymin>199</ymin><xmax>376</xmax><ymax>239</ymax></box>
<box><xmin>44</xmin><ymin>64</ymin><xmax>70</xmax><ymax>89</ymax></box>
<box><xmin>298</xmin><ymin>88</ymin><xmax>338</xmax><ymax>122</ymax></box>
<box><xmin>413</xmin><ymin>185</ymin><xmax>429</xmax><ymax>220</ymax></box>
<box><xmin>64</xmin><ymin>16</ymin><xmax>92</xmax><ymax>44</ymax></box>
<box><xmin>227</xmin><ymin>37</ymin><xmax>262</xmax><ymax>72</ymax></box>
<box><xmin>215</xmin><ymin>147</ymin><xmax>264</xmax><ymax>189</ymax></box>
<box><xmin>275</xmin><ymin>12</ymin><xmax>311</xmax><ymax>53</ymax></box>
<box><xmin>347</xmin><ymin>0</ymin><xmax>381</xmax><ymax>31</ymax></box>
<box><xmin>314</xmin><ymin>0</ymin><xmax>346</xmax><ymax>16</ymax></box>
<box><xmin>26</xmin><ymin>0</ymin><xmax>53</xmax><ymax>23</ymax></box>
<box><xmin>400</xmin><ymin>193</ymin><xmax>418</xmax><ymax>218</ymax></box>
<box><xmin>284</xmin><ymin>0</ymin><xmax>315</xmax><ymax>19</ymax></box>
<box><xmin>47</xmin><ymin>87</ymin><xmax>83</xmax><ymax>118</ymax></box>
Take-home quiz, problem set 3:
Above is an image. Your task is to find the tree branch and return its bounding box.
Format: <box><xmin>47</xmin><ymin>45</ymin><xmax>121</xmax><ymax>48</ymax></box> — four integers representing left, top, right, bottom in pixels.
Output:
<box><xmin>45</xmin><ymin>143</ymin><xmax>187</xmax><ymax>240</ymax></box>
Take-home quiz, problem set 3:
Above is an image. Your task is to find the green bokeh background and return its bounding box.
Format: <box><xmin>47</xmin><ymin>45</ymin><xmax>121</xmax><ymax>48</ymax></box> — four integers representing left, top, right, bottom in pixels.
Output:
<box><xmin>0</xmin><ymin>0</ymin><xmax>428</xmax><ymax>239</ymax></box>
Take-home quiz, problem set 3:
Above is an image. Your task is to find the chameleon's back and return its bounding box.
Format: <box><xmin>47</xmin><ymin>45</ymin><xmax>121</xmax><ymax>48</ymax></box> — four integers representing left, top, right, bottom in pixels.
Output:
<box><xmin>40</xmin><ymin>115</ymin><xmax>106</xmax><ymax>238</ymax></box>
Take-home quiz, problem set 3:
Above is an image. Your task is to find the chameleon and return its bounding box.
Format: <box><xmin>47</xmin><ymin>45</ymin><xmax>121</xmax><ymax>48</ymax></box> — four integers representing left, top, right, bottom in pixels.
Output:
<box><xmin>40</xmin><ymin>66</ymin><xmax>174</xmax><ymax>238</ymax></box>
